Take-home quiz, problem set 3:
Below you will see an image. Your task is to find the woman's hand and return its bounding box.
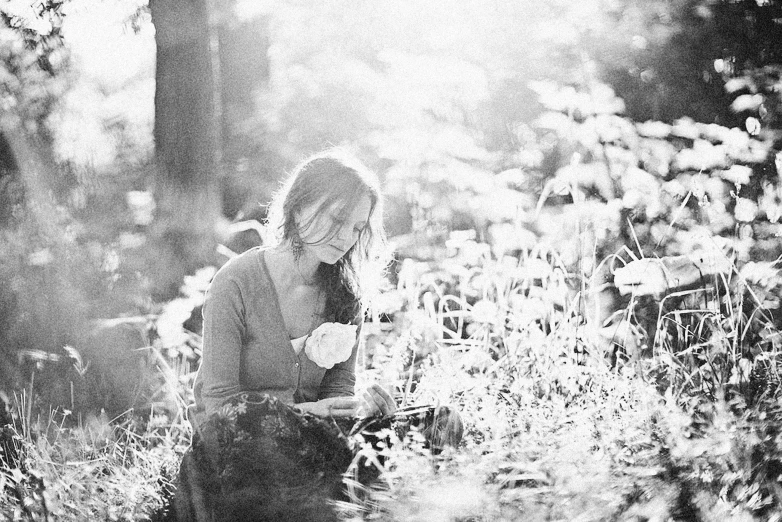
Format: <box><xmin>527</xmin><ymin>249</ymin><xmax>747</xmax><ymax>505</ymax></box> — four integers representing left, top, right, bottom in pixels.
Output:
<box><xmin>294</xmin><ymin>384</ymin><xmax>396</xmax><ymax>419</ymax></box>
<box><xmin>614</xmin><ymin>254</ymin><xmax>727</xmax><ymax>297</ymax></box>
<box><xmin>294</xmin><ymin>397</ymin><xmax>360</xmax><ymax>417</ymax></box>
<box><xmin>613</xmin><ymin>258</ymin><xmax>669</xmax><ymax>296</ymax></box>
<box><xmin>357</xmin><ymin>383</ymin><xmax>397</xmax><ymax>418</ymax></box>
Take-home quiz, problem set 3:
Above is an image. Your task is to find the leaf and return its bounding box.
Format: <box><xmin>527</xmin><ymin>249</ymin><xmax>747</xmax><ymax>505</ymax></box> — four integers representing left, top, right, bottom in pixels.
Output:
<box><xmin>9</xmin><ymin>467</ymin><xmax>24</xmax><ymax>484</ymax></box>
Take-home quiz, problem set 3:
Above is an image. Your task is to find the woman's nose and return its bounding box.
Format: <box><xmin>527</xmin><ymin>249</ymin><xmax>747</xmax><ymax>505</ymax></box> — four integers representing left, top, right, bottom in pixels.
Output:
<box><xmin>336</xmin><ymin>226</ymin><xmax>358</xmax><ymax>246</ymax></box>
<box><xmin>334</xmin><ymin>226</ymin><xmax>349</xmax><ymax>245</ymax></box>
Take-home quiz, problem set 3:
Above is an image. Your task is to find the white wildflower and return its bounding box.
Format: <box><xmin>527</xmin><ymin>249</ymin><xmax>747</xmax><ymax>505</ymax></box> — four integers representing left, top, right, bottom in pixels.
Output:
<box><xmin>733</xmin><ymin>197</ymin><xmax>758</xmax><ymax>222</ymax></box>
<box><xmin>719</xmin><ymin>165</ymin><xmax>752</xmax><ymax>185</ymax></box>
<box><xmin>470</xmin><ymin>299</ymin><xmax>500</xmax><ymax>325</ymax></box>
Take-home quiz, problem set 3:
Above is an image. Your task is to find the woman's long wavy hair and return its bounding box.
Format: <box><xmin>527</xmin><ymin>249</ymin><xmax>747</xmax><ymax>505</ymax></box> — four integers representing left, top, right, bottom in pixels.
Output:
<box><xmin>264</xmin><ymin>149</ymin><xmax>389</xmax><ymax>324</ymax></box>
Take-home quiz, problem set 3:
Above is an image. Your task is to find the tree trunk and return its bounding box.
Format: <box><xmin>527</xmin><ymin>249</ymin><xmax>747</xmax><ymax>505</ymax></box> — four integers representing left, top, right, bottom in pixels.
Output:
<box><xmin>150</xmin><ymin>0</ymin><xmax>222</xmax><ymax>299</ymax></box>
<box><xmin>217</xmin><ymin>12</ymin><xmax>274</xmax><ymax>222</ymax></box>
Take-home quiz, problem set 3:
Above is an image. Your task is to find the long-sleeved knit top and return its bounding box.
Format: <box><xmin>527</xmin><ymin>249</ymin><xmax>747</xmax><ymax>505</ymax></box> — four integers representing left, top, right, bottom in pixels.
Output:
<box><xmin>189</xmin><ymin>246</ymin><xmax>359</xmax><ymax>429</ymax></box>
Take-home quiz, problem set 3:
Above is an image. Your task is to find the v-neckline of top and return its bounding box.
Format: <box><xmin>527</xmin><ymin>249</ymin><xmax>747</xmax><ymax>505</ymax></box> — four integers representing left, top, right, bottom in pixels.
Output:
<box><xmin>289</xmin><ymin>334</ymin><xmax>308</xmax><ymax>355</ymax></box>
<box><xmin>259</xmin><ymin>248</ymin><xmax>318</xmax><ymax>358</ymax></box>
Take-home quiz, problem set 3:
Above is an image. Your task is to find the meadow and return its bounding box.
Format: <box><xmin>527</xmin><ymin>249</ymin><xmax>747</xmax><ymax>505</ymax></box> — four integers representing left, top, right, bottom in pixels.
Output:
<box><xmin>4</xmin><ymin>220</ymin><xmax>782</xmax><ymax>521</ymax></box>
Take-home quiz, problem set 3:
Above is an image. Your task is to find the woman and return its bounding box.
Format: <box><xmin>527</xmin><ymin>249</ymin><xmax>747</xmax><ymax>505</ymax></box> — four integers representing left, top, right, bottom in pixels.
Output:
<box><xmin>174</xmin><ymin>149</ymin><xmax>399</xmax><ymax>522</ymax></box>
<box><xmin>190</xmin><ymin>148</ymin><xmax>396</xmax><ymax>425</ymax></box>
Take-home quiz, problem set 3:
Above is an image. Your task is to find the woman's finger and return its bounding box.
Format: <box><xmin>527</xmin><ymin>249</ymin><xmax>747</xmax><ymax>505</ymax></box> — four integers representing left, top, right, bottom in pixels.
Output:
<box><xmin>359</xmin><ymin>390</ymin><xmax>378</xmax><ymax>416</ymax></box>
<box><xmin>614</xmin><ymin>262</ymin><xmax>668</xmax><ymax>296</ymax></box>
<box><xmin>368</xmin><ymin>385</ymin><xmax>396</xmax><ymax>416</ymax></box>
<box><xmin>372</xmin><ymin>384</ymin><xmax>397</xmax><ymax>414</ymax></box>
<box><xmin>372</xmin><ymin>383</ymin><xmax>395</xmax><ymax>399</ymax></box>
<box><xmin>613</xmin><ymin>266</ymin><xmax>645</xmax><ymax>286</ymax></box>
<box><xmin>613</xmin><ymin>272</ymin><xmax>640</xmax><ymax>288</ymax></box>
<box><xmin>614</xmin><ymin>260</ymin><xmax>663</xmax><ymax>282</ymax></box>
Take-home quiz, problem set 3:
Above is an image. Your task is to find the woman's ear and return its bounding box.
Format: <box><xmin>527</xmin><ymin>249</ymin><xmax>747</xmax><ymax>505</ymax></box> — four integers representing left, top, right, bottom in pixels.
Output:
<box><xmin>291</xmin><ymin>209</ymin><xmax>303</xmax><ymax>234</ymax></box>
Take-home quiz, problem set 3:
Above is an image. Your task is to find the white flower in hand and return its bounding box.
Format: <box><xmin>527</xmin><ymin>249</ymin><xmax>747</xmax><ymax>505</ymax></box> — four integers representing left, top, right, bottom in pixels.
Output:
<box><xmin>305</xmin><ymin>322</ymin><xmax>357</xmax><ymax>369</ymax></box>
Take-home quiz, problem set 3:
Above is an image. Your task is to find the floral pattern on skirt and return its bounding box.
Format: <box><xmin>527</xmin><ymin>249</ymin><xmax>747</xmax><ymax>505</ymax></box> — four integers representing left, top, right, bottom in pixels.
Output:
<box><xmin>170</xmin><ymin>393</ymin><xmax>462</xmax><ymax>522</ymax></box>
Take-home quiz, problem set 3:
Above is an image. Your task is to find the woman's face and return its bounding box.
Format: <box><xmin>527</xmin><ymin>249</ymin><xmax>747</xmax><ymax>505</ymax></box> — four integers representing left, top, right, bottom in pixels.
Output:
<box><xmin>296</xmin><ymin>193</ymin><xmax>372</xmax><ymax>264</ymax></box>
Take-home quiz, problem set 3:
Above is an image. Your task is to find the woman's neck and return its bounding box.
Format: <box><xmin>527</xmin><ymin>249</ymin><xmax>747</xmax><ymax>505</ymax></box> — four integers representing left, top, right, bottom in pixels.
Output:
<box><xmin>270</xmin><ymin>243</ymin><xmax>320</xmax><ymax>287</ymax></box>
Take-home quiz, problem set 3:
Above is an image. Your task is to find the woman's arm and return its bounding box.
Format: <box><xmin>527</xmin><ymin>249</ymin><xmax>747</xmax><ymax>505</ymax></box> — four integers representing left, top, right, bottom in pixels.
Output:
<box><xmin>315</xmin><ymin>319</ymin><xmax>396</xmax><ymax>417</ymax></box>
<box><xmin>288</xmin><ymin>319</ymin><xmax>362</xmax><ymax>418</ymax></box>
<box><xmin>613</xmin><ymin>251</ymin><xmax>733</xmax><ymax>297</ymax></box>
<box><xmin>317</xmin><ymin>319</ymin><xmax>362</xmax><ymax>400</ymax></box>
<box><xmin>196</xmin><ymin>271</ymin><xmax>246</xmax><ymax>417</ymax></box>
<box><xmin>293</xmin><ymin>396</ymin><xmax>361</xmax><ymax>417</ymax></box>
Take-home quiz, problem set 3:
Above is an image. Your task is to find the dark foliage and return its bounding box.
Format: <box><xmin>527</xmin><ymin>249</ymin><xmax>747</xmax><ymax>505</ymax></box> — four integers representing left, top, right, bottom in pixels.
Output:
<box><xmin>595</xmin><ymin>0</ymin><xmax>782</xmax><ymax>126</ymax></box>
<box><xmin>0</xmin><ymin>399</ymin><xmax>18</xmax><ymax>470</ymax></box>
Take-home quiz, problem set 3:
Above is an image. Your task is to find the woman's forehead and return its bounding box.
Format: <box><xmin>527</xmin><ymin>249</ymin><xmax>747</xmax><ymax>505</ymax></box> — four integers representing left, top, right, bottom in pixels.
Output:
<box><xmin>311</xmin><ymin>192</ymin><xmax>371</xmax><ymax>216</ymax></box>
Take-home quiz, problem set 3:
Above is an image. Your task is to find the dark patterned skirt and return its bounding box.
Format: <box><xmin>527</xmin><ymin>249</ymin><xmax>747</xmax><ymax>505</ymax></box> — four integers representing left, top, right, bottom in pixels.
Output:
<box><xmin>168</xmin><ymin>393</ymin><xmax>462</xmax><ymax>522</ymax></box>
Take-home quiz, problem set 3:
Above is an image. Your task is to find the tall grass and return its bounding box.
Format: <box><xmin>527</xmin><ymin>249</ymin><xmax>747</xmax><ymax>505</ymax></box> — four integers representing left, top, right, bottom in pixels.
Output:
<box><xmin>1</xmin><ymin>396</ymin><xmax>186</xmax><ymax>521</ymax></box>
<box><xmin>3</xmin><ymin>239</ymin><xmax>782</xmax><ymax>521</ymax></box>
<box><xmin>353</xmin><ymin>238</ymin><xmax>782</xmax><ymax>521</ymax></box>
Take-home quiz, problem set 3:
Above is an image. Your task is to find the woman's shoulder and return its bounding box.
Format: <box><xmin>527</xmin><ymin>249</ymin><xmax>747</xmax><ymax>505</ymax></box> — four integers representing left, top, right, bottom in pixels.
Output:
<box><xmin>211</xmin><ymin>246</ymin><xmax>268</xmax><ymax>288</ymax></box>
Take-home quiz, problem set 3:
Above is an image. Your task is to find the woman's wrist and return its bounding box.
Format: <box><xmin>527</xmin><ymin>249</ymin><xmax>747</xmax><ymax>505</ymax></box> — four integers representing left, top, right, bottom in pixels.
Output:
<box><xmin>293</xmin><ymin>402</ymin><xmax>315</xmax><ymax>414</ymax></box>
<box><xmin>660</xmin><ymin>255</ymin><xmax>702</xmax><ymax>289</ymax></box>
<box><xmin>293</xmin><ymin>397</ymin><xmax>360</xmax><ymax>417</ymax></box>
<box><xmin>689</xmin><ymin>251</ymin><xmax>732</xmax><ymax>278</ymax></box>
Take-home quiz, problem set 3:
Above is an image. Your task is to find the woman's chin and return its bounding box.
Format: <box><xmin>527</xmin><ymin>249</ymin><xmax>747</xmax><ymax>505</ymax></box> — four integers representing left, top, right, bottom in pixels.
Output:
<box><xmin>316</xmin><ymin>245</ymin><xmax>346</xmax><ymax>264</ymax></box>
<box><xmin>313</xmin><ymin>252</ymin><xmax>341</xmax><ymax>265</ymax></box>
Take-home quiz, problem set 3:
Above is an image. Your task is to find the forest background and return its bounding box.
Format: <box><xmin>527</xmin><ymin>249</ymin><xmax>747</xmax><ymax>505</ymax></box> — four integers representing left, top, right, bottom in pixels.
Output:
<box><xmin>1</xmin><ymin>0</ymin><xmax>782</xmax><ymax>520</ymax></box>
